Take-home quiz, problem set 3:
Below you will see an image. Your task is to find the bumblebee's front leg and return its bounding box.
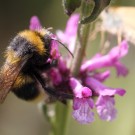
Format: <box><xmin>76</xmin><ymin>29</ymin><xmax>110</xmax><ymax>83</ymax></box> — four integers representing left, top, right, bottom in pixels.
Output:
<box><xmin>33</xmin><ymin>69</ymin><xmax>74</xmax><ymax>100</ymax></box>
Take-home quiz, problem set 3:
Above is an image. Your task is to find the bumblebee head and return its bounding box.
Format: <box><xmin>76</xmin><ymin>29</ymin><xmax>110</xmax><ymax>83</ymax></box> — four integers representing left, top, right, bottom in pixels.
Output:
<box><xmin>37</xmin><ymin>28</ymin><xmax>74</xmax><ymax>58</ymax></box>
<box><xmin>7</xmin><ymin>29</ymin><xmax>73</xmax><ymax>65</ymax></box>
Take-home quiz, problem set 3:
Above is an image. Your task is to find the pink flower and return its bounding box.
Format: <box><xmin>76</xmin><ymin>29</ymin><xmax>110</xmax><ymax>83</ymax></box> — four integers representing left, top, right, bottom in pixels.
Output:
<box><xmin>96</xmin><ymin>96</ymin><xmax>117</xmax><ymax>121</ymax></box>
<box><xmin>72</xmin><ymin>98</ymin><xmax>94</xmax><ymax>124</ymax></box>
<box><xmin>81</xmin><ymin>40</ymin><xmax>129</xmax><ymax>77</ymax></box>
<box><xmin>28</xmin><ymin>15</ymin><xmax>128</xmax><ymax>124</ymax></box>
<box><xmin>85</xmin><ymin>77</ymin><xmax>126</xmax><ymax>121</ymax></box>
<box><xmin>29</xmin><ymin>16</ymin><xmax>42</xmax><ymax>30</ymax></box>
<box><xmin>114</xmin><ymin>62</ymin><xmax>129</xmax><ymax>77</ymax></box>
<box><xmin>70</xmin><ymin>77</ymin><xmax>94</xmax><ymax>124</ymax></box>
<box><xmin>56</xmin><ymin>14</ymin><xmax>80</xmax><ymax>52</ymax></box>
<box><xmin>70</xmin><ymin>77</ymin><xmax>92</xmax><ymax>98</ymax></box>
<box><xmin>92</xmin><ymin>70</ymin><xmax>111</xmax><ymax>82</ymax></box>
<box><xmin>85</xmin><ymin>77</ymin><xmax>126</xmax><ymax>97</ymax></box>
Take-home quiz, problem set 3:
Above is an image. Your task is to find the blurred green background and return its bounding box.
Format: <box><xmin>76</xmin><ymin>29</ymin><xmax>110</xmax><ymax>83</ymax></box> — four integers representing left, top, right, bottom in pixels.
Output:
<box><xmin>0</xmin><ymin>0</ymin><xmax>135</xmax><ymax>135</ymax></box>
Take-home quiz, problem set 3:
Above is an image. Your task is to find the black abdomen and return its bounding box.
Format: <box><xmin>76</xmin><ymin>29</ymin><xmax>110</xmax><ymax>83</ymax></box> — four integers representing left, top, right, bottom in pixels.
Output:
<box><xmin>12</xmin><ymin>82</ymin><xmax>39</xmax><ymax>101</ymax></box>
<box><xmin>12</xmin><ymin>73</ymin><xmax>40</xmax><ymax>101</ymax></box>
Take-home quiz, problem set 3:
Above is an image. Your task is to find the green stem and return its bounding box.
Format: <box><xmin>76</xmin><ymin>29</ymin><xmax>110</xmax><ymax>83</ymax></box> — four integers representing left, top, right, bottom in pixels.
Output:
<box><xmin>70</xmin><ymin>0</ymin><xmax>91</xmax><ymax>76</ymax></box>
<box><xmin>54</xmin><ymin>101</ymin><xmax>71</xmax><ymax>135</ymax></box>
<box><xmin>71</xmin><ymin>23</ymin><xmax>91</xmax><ymax>76</ymax></box>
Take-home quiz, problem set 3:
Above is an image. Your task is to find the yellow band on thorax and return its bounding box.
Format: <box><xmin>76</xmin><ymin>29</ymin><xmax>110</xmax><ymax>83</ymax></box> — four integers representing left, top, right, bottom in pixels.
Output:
<box><xmin>19</xmin><ymin>30</ymin><xmax>46</xmax><ymax>55</ymax></box>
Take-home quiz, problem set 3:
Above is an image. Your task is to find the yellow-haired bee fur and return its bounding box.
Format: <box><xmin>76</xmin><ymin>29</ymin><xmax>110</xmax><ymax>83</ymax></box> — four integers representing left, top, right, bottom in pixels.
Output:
<box><xmin>0</xmin><ymin>29</ymin><xmax>73</xmax><ymax>103</ymax></box>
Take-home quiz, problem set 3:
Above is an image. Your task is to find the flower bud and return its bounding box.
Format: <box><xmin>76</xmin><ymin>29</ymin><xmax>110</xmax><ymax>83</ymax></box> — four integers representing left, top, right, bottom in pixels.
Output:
<box><xmin>62</xmin><ymin>0</ymin><xmax>82</xmax><ymax>15</ymax></box>
<box><xmin>81</xmin><ymin>0</ymin><xmax>111</xmax><ymax>24</ymax></box>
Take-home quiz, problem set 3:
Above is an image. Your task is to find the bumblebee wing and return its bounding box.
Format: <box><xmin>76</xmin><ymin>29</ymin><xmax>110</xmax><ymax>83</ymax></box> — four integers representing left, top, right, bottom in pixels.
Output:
<box><xmin>0</xmin><ymin>56</ymin><xmax>31</xmax><ymax>103</ymax></box>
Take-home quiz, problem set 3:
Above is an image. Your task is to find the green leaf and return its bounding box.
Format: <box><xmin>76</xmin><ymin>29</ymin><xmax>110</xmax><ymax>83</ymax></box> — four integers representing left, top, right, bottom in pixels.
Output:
<box><xmin>62</xmin><ymin>0</ymin><xmax>82</xmax><ymax>15</ymax></box>
<box><xmin>112</xmin><ymin>0</ymin><xmax>135</xmax><ymax>6</ymax></box>
<box><xmin>81</xmin><ymin>0</ymin><xmax>111</xmax><ymax>24</ymax></box>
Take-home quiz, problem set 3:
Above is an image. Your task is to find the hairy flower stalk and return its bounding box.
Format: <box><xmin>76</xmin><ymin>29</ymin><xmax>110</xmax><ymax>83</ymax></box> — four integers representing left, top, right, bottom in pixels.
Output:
<box><xmin>29</xmin><ymin>3</ymin><xmax>128</xmax><ymax>135</ymax></box>
<box><xmin>70</xmin><ymin>23</ymin><xmax>91</xmax><ymax>76</ymax></box>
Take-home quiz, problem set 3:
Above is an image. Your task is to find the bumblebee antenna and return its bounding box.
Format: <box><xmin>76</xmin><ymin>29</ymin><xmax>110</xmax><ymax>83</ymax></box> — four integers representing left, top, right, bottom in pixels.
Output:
<box><xmin>51</xmin><ymin>38</ymin><xmax>74</xmax><ymax>58</ymax></box>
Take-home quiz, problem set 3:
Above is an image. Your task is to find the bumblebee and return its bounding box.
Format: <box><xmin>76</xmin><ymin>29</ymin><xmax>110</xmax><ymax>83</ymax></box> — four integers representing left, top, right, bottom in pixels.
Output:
<box><xmin>0</xmin><ymin>29</ymin><xmax>73</xmax><ymax>103</ymax></box>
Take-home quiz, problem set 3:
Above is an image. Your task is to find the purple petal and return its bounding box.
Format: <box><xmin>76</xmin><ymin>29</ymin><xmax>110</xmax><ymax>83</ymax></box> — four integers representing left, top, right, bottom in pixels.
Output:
<box><xmin>85</xmin><ymin>77</ymin><xmax>126</xmax><ymax>96</ymax></box>
<box><xmin>56</xmin><ymin>14</ymin><xmax>79</xmax><ymax>52</ymax></box>
<box><xmin>58</xmin><ymin>57</ymin><xmax>68</xmax><ymax>73</ymax></box>
<box><xmin>96</xmin><ymin>96</ymin><xmax>117</xmax><ymax>121</ymax></box>
<box><xmin>65</xmin><ymin>14</ymin><xmax>80</xmax><ymax>38</ymax></box>
<box><xmin>80</xmin><ymin>40</ymin><xmax>129</xmax><ymax>72</ymax></box>
<box><xmin>91</xmin><ymin>53</ymin><xmax>102</xmax><ymax>60</ymax></box>
<box><xmin>114</xmin><ymin>62</ymin><xmax>129</xmax><ymax>77</ymax></box>
<box><xmin>29</xmin><ymin>16</ymin><xmax>42</xmax><ymax>30</ymax></box>
<box><xmin>87</xmin><ymin>98</ymin><xmax>95</xmax><ymax>109</ymax></box>
<box><xmin>100</xmin><ymin>88</ymin><xmax>126</xmax><ymax>96</ymax></box>
<box><xmin>56</xmin><ymin>30</ymin><xmax>66</xmax><ymax>42</ymax></box>
<box><xmin>73</xmin><ymin>97</ymin><xmax>82</xmax><ymax>110</ymax></box>
<box><xmin>92</xmin><ymin>70</ymin><xmax>111</xmax><ymax>82</ymax></box>
<box><xmin>109</xmin><ymin>40</ymin><xmax>129</xmax><ymax>59</ymax></box>
<box><xmin>72</xmin><ymin>98</ymin><xmax>94</xmax><ymax>124</ymax></box>
<box><xmin>85</xmin><ymin>77</ymin><xmax>106</xmax><ymax>93</ymax></box>
<box><xmin>81</xmin><ymin>54</ymin><xmax>113</xmax><ymax>72</ymax></box>
<box><xmin>81</xmin><ymin>87</ymin><xmax>92</xmax><ymax>98</ymax></box>
<box><xmin>70</xmin><ymin>77</ymin><xmax>92</xmax><ymax>98</ymax></box>
<box><xmin>50</xmin><ymin>35</ymin><xmax>60</xmax><ymax>59</ymax></box>
<box><xmin>49</xmin><ymin>68</ymin><xmax>62</xmax><ymax>85</ymax></box>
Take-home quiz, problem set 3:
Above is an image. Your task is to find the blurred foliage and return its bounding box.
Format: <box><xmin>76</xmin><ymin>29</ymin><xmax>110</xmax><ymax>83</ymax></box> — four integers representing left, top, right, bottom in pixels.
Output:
<box><xmin>81</xmin><ymin>0</ymin><xmax>111</xmax><ymax>24</ymax></box>
<box><xmin>0</xmin><ymin>0</ymin><xmax>135</xmax><ymax>135</ymax></box>
<box><xmin>112</xmin><ymin>0</ymin><xmax>135</xmax><ymax>6</ymax></box>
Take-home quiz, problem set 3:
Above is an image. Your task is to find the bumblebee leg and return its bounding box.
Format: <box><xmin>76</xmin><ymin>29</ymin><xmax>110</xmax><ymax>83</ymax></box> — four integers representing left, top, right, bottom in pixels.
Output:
<box><xmin>33</xmin><ymin>69</ymin><xmax>74</xmax><ymax>100</ymax></box>
<box><xmin>44</xmin><ymin>86</ymin><xmax>73</xmax><ymax>100</ymax></box>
